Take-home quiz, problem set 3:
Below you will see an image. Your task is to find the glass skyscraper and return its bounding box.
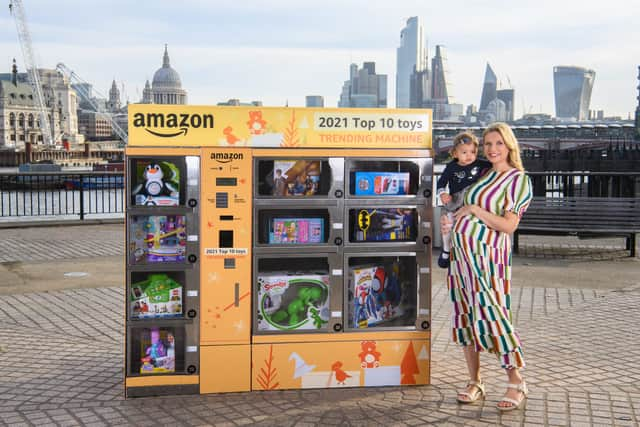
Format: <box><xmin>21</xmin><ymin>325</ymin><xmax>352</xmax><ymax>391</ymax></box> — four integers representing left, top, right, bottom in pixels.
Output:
<box><xmin>553</xmin><ymin>66</ymin><xmax>595</xmax><ymax>121</ymax></box>
<box><xmin>479</xmin><ymin>63</ymin><xmax>497</xmax><ymax>111</ymax></box>
<box><xmin>396</xmin><ymin>16</ymin><xmax>427</xmax><ymax>108</ymax></box>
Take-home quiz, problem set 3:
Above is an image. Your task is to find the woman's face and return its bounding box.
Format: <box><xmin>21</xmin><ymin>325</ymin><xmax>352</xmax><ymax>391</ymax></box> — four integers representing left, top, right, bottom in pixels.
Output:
<box><xmin>483</xmin><ymin>131</ymin><xmax>510</xmax><ymax>168</ymax></box>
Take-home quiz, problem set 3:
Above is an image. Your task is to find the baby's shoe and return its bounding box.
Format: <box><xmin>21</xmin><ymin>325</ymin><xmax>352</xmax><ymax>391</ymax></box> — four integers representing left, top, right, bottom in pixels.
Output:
<box><xmin>438</xmin><ymin>251</ymin><xmax>450</xmax><ymax>269</ymax></box>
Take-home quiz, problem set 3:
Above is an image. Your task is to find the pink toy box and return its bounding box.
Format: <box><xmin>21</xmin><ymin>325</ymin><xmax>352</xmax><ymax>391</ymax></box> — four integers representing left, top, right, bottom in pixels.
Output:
<box><xmin>268</xmin><ymin>218</ymin><xmax>324</xmax><ymax>244</ymax></box>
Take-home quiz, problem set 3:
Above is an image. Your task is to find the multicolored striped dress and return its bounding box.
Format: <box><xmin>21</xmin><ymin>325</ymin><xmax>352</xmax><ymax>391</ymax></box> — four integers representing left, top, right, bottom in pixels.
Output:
<box><xmin>448</xmin><ymin>168</ymin><xmax>533</xmax><ymax>369</ymax></box>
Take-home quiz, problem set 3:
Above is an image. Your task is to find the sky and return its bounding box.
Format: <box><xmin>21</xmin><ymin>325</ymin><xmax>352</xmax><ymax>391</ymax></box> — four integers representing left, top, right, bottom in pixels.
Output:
<box><xmin>1</xmin><ymin>0</ymin><xmax>638</xmax><ymax>119</ymax></box>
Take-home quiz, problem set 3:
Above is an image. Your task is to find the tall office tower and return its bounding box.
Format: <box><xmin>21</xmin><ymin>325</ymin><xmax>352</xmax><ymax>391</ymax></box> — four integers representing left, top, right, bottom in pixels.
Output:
<box><xmin>430</xmin><ymin>45</ymin><xmax>450</xmax><ymax>102</ymax></box>
<box><xmin>338</xmin><ymin>62</ymin><xmax>387</xmax><ymax>108</ymax></box>
<box><xmin>479</xmin><ymin>63</ymin><xmax>497</xmax><ymax>111</ymax></box>
<box><xmin>497</xmin><ymin>88</ymin><xmax>515</xmax><ymax>122</ymax></box>
<box><xmin>396</xmin><ymin>16</ymin><xmax>427</xmax><ymax>108</ymax></box>
<box><xmin>409</xmin><ymin>68</ymin><xmax>429</xmax><ymax>108</ymax></box>
<box><xmin>305</xmin><ymin>95</ymin><xmax>324</xmax><ymax>107</ymax></box>
<box><xmin>553</xmin><ymin>66</ymin><xmax>595</xmax><ymax>121</ymax></box>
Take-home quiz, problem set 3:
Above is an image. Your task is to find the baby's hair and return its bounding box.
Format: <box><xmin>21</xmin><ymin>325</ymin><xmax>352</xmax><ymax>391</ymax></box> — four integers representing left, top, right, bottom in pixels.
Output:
<box><xmin>449</xmin><ymin>131</ymin><xmax>479</xmax><ymax>158</ymax></box>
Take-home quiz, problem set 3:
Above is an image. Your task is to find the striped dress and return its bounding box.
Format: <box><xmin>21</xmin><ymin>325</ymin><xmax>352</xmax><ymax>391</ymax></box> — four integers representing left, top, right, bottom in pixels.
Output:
<box><xmin>448</xmin><ymin>168</ymin><xmax>533</xmax><ymax>369</ymax></box>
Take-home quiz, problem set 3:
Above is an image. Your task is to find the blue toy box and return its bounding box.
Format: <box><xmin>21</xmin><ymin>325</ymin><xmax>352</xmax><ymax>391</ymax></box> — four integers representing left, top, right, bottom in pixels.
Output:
<box><xmin>354</xmin><ymin>172</ymin><xmax>410</xmax><ymax>196</ymax></box>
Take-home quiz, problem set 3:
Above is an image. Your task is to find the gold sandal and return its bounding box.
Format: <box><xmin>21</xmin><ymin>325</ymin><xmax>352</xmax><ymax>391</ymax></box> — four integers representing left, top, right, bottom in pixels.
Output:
<box><xmin>456</xmin><ymin>380</ymin><xmax>485</xmax><ymax>404</ymax></box>
<box><xmin>497</xmin><ymin>380</ymin><xmax>528</xmax><ymax>411</ymax></box>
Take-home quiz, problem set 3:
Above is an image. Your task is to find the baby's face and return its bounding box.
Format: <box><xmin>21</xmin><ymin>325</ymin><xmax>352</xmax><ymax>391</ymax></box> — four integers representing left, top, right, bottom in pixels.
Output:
<box><xmin>454</xmin><ymin>143</ymin><xmax>477</xmax><ymax>166</ymax></box>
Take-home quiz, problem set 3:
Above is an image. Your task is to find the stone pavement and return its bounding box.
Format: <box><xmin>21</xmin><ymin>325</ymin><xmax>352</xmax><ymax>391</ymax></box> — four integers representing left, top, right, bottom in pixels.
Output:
<box><xmin>0</xmin><ymin>224</ymin><xmax>639</xmax><ymax>426</ymax></box>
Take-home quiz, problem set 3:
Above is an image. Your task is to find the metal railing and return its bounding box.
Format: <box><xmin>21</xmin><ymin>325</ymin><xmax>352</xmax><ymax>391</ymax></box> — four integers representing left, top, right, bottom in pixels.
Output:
<box><xmin>2</xmin><ymin>169</ymin><xmax>638</xmax><ymax>222</ymax></box>
<box><xmin>527</xmin><ymin>171</ymin><xmax>640</xmax><ymax>198</ymax></box>
<box><xmin>0</xmin><ymin>171</ymin><xmax>125</xmax><ymax>221</ymax></box>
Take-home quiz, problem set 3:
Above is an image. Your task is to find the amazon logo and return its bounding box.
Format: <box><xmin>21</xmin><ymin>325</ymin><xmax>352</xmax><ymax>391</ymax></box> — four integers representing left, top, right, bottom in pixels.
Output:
<box><xmin>132</xmin><ymin>112</ymin><xmax>214</xmax><ymax>138</ymax></box>
<box><xmin>211</xmin><ymin>152</ymin><xmax>243</xmax><ymax>163</ymax></box>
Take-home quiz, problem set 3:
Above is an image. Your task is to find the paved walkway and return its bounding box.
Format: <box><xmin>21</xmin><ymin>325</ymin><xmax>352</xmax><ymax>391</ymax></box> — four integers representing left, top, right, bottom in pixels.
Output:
<box><xmin>0</xmin><ymin>224</ymin><xmax>639</xmax><ymax>426</ymax></box>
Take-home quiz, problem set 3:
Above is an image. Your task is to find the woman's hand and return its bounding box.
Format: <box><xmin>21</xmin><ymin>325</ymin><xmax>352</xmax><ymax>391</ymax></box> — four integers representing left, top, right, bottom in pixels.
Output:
<box><xmin>453</xmin><ymin>204</ymin><xmax>476</xmax><ymax>220</ymax></box>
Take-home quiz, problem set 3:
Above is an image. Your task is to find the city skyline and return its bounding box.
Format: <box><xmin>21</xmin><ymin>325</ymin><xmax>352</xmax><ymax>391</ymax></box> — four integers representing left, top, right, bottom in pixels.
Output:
<box><xmin>0</xmin><ymin>0</ymin><xmax>638</xmax><ymax>118</ymax></box>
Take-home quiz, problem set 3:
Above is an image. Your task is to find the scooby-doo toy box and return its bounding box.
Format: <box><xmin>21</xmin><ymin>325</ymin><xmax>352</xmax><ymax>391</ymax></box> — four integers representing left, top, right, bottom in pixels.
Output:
<box><xmin>257</xmin><ymin>273</ymin><xmax>330</xmax><ymax>331</ymax></box>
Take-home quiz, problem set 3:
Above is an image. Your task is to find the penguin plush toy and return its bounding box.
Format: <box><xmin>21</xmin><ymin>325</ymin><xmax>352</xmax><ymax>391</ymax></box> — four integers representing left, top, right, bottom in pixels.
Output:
<box><xmin>133</xmin><ymin>163</ymin><xmax>178</xmax><ymax>198</ymax></box>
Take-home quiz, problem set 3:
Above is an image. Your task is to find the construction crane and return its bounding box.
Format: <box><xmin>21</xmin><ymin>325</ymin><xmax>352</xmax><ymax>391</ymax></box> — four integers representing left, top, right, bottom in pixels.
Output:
<box><xmin>9</xmin><ymin>0</ymin><xmax>54</xmax><ymax>146</ymax></box>
<box><xmin>56</xmin><ymin>63</ymin><xmax>128</xmax><ymax>145</ymax></box>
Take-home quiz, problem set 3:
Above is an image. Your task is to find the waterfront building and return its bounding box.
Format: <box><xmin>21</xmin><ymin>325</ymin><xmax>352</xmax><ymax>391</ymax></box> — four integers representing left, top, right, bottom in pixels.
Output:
<box><xmin>217</xmin><ymin>99</ymin><xmax>263</xmax><ymax>106</ymax></box>
<box><xmin>77</xmin><ymin>110</ymin><xmax>112</xmax><ymax>139</ymax></box>
<box><xmin>0</xmin><ymin>59</ymin><xmax>80</xmax><ymax>148</ymax></box>
<box><xmin>305</xmin><ymin>95</ymin><xmax>324</xmax><ymax>107</ymax></box>
<box><xmin>396</xmin><ymin>16</ymin><xmax>427</xmax><ymax>108</ymax></box>
<box><xmin>149</xmin><ymin>45</ymin><xmax>187</xmax><ymax>105</ymax></box>
<box><xmin>553</xmin><ymin>65</ymin><xmax>595</xmax><ymax>121</ymax></box>
<box><xmin>141</xmin><ymin>80</ymin><xmax>153</xmax><ymax>104</ymax></box>
<box><xmin>338</xmin><ymin>62</ymin><xmax>387</xmax><ymax>108</ymax></box>
<box><xmin>108</xmin><ymin>80</ymin><xmax>121</xmax><ymax>112</ymax></box>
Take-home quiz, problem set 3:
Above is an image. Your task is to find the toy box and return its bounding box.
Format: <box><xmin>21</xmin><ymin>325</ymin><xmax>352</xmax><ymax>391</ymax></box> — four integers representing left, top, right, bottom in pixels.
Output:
<box><xmin>130</xmin><ymin>215</ymin><xmax>187</xmax><ymax>263</ymax></box>
<box><xmin>132</xmin><ymin>160</ymin><xmax>181</xmax><ymax>206</ymax></box>
<box><xmin>257</xmin><ymin>273</ymin><xmax>330</xmax><ymax>331</ymax></box>
<box><xmin>269</xmin><ymin>218</ymin><xmax>324</xmax><ymax>244</ymax></box>
<box><xmin>130</xmin><ymin>273</ymin><xmax>183</xmax><ymax>319</ymax></box>
<box><xmin>353</xmin><ymin>208</ymin><xmax>417</xmax><ymax>242</ymax></box>
<box><xmin>272</xmin><ymin>160</ymin><xmax>321</xmax><ymax>196</ymax></box>
<box><xmin>349</xmin><ymin>263</ymin><xmax>404</xmax><ymax>328</ymax></box>
<box><xmin>138</xmin><ymin>326</ymin><xmax>177</xmax><ymax>374</ymax></box>
<box><xmin>354</xmin><ymin>172</ymin><xmax>410</xmax><ymax>196</ymax></box>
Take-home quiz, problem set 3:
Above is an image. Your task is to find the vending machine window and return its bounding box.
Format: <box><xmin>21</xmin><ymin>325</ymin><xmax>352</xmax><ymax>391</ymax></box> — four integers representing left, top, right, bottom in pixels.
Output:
<box><xmin>348</xmin><ymin>207</ymin><xmax>418</xmax><ymax>242</ymax></box>
<box><xmin>348</xmin><ymin>160</ymin><xmax>421</xmax><ymax>197</ymax></box>
<box><xmin>256</xmin><ymin>209</ymin><xmax>330</xmax><ymax>245</ymax></box>
<box><xmin>129</xmin><ymin>157</ymin><xmax>187</xmax><ymax>207</ymax></box>
<box><xmin>129</xmin><ymin>271</ymin><xmax>186</xmax><ymax>320</ymax></box>
<box><xmin>129</xmin><ymin>326</ymin><xmax>186</xmax><ymax>375</ymax></box>
<box><xmin>255</xmin><ymin>257</ymin><xmax>331</xmax><ymax>333</ymax></box>
<box><xmin>129</xmin><ymin>215</ymin><xmax>188</xmax><ymax>264</ymax></box>
<box><xmin>256</xmin><ymin>159</ymin><xmax>333</xmax><ymax>197</ymax></box>
<box><xmin>346</xmin><ymin>255</ymin><xmax>418</xmax><ymax>330</ymax></box>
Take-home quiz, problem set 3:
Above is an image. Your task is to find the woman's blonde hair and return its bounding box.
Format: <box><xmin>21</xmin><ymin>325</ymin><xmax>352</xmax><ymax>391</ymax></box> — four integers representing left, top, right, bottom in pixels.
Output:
<box><xmin>482</xmin><ymin>122</ymin><xmax>524</xmax><ymax>171</ymax></box>
<box><xmin>449</xmin><ymin>131</ymin><xmax>479</xmax><ymax>159</ymax></box>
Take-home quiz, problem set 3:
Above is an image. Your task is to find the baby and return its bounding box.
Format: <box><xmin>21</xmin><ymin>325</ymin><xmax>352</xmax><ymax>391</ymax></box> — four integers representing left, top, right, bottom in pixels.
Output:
<box><xmin>436</xmin><ymin>131</ymin><xmax>491</xmax><ymax>268</ymax></box>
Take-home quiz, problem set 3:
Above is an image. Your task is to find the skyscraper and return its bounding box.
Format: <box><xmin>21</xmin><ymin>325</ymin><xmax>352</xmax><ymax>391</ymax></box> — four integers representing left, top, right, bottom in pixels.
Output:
<box><xmin>430</xmin><ymin>45</ymin><xmax>450</xmax><ymax>102</ymax></box>
<box><xmin>305</xmin><ymin>96</ymin><xmax>324</xmax><ymax>107</ymax></box>
<box><xmin>338</xmin><ymin>62</ymin><xmax>387</xmax><ymax>108</ymax></box>
<box><xmin>396</xmin><ymin>16</ymin><xmax>427</xmax><ymax>108</ymax></box>
<box><xmin>479</xmin><ymin>63</ymin><xmax>497</xmax><ymax>111</ymax></box>
<box><xmin>553</xmin><ymin>66</ymin><xmax>595</xmax><ymax>121</ymax></box>
<box><xmin>496</xmin><ymin>88</ymin><xmax>514</xmax><ymax>122</ymax></box>
<box><xmin>478</xmin><ymin>63</ymin><xmax>515</xmax><ymax>122</ymax></box>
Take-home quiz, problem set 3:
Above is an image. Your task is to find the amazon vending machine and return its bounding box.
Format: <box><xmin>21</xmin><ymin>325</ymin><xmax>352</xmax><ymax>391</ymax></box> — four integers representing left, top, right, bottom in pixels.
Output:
<box><xmin>125</xmin><ymin>105</ymin><xmax>433</xmax><ymax>396</ymax></box>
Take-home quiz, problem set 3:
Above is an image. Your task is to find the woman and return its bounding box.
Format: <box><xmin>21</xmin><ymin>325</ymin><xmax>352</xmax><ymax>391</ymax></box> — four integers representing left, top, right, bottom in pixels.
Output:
<box><xmin>441</xmin><ymin>122</ymin><xmax>533</xmax><ymax>411</ymax></box>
